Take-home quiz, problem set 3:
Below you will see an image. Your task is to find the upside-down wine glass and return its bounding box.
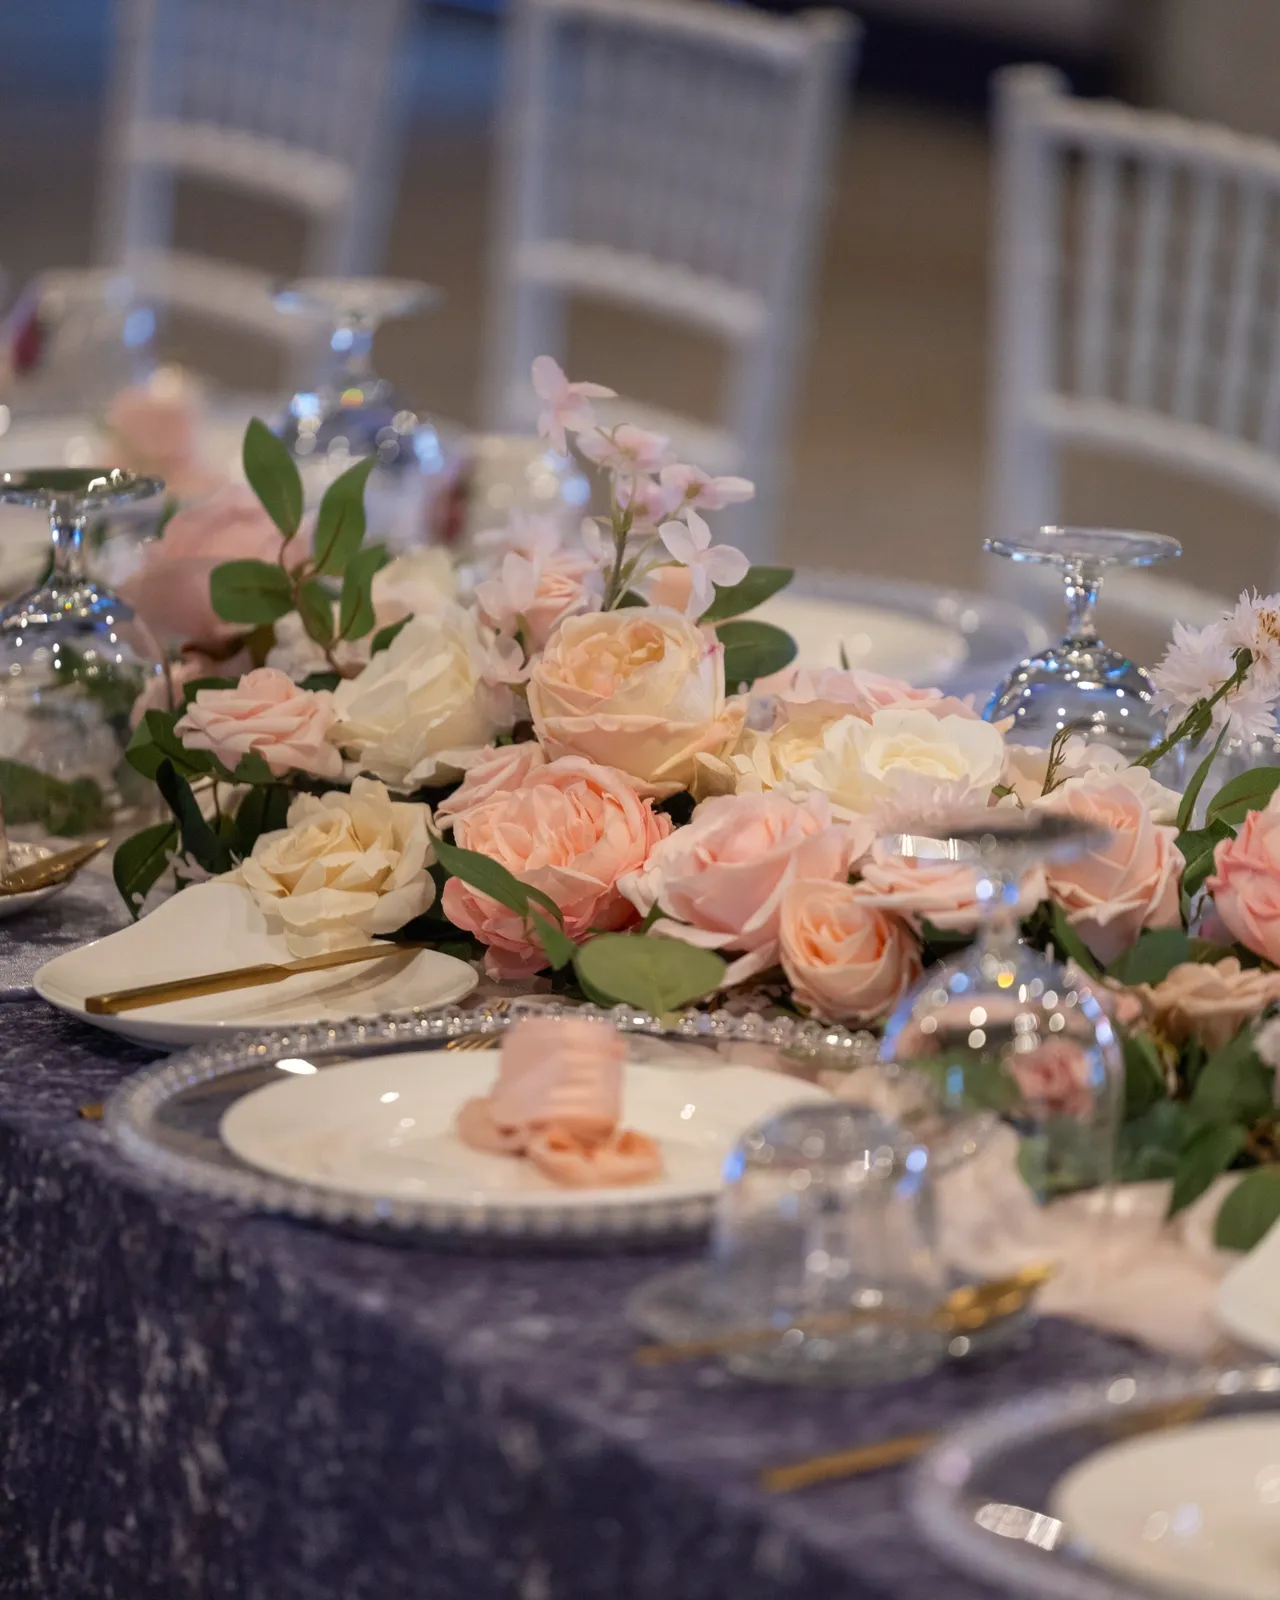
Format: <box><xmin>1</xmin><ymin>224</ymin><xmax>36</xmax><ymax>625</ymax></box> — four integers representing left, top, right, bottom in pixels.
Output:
<box><xmin>878</xmin><ymin>810</ymin><xmax>1124</xmax><ymax>1292</ymax></box>
<box><xmin>983</xmin><ymin>526</ymin><xmax>1181</xmax><ymax>755</ymax></box>
<box><xmin>0</xmin><ymin>468</ymin><xmax>165</xmax><ymax>837</ymax></box>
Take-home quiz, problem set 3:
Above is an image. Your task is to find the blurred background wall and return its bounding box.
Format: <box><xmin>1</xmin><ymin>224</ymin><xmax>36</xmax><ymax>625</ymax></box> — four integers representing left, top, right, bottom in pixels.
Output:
<box><xmin>2</xmin><ymin>0</ymin><xmax>1276</xmax><ymax>615</ymax></box>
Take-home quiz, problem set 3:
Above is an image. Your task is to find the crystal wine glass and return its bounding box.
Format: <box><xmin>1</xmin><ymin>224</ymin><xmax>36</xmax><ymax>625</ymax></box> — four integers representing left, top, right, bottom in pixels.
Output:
<box><xmin>878</xmin><ymin>810</ymin><xmax>1124</xmax><ymax>1289</ymax></box>
<box><xmin>983</xmin><ymin>526</ymin><xmax>1181</xmax><ymax>755</ymax></box>
<box><xmin>0</xmin><ymin>468</ymin><xmax>166</xmax><ymax>837</ymax></box>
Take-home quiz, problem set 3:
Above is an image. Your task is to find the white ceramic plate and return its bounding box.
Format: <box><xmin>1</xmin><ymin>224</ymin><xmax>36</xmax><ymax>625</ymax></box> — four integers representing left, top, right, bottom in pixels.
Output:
<box><xmin>755</xmin><ymin>591</ymin><xmax>966</xmax><ymax>683</ymax></box>
<box><xmin>34</xmin><ymin>878</ymin><xmax>478</xmax><ymax>1047</ymax></box>
<box><xmin>220</xmin><ymin>1051</ymin><xmax>830</xmax><ymax>1209</ymax></box>
<box><xmin>0</xmin><ymin>842</ymin><xmax>73</xmax><ymax>920</ymax></box>
<box><xmin>1215</xmin><ymin>1213</ymin><xmax>1280</xmax><ymax>1356</ymax></box>
<box><xmin>1052</xmin><ymin>1415</ymin><xmax>1280</xmax><ymax>1600</ymax></box>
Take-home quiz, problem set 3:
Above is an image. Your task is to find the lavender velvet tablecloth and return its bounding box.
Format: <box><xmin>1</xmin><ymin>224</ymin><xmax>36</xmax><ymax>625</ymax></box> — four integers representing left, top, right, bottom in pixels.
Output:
<box><xmin>0</xmin><ymin>915</ymin><xmax>1152</xmax><ymax>1599</ymax></box>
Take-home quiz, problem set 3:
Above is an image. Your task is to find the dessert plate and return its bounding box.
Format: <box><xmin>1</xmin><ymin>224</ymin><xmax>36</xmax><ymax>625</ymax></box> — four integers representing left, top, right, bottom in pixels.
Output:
<box><xmin>1052</xmin><ymin>1415</ymin><xmax>1280</xmax><ymax>1600</ymax></box>
<box><xmin>34</xmin><ymin>878</ymin><xmax>477</xmax><ymax>1046</ymax></box>
<box><xmin>1215</xmin><ymin>1213</ymin><xmax>1280</xmax><ymax>1356</ymax></box>
<box><xmin>220</xmin><ymin>1050</ymin><xmax>830</xmax><ymax>1210</ymax></box>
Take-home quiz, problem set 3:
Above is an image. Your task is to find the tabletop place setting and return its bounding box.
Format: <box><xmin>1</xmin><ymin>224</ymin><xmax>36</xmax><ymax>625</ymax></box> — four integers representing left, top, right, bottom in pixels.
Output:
<box><xmin>7</xmin><ymin>4</ymin><xmax>1280</xmax><ymax>1596</ymax></box>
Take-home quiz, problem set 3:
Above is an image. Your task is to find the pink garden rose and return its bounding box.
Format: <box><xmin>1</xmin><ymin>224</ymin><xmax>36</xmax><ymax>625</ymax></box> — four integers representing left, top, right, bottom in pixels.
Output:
<box><xmin>441</xmin><ymin>757</ymin><xmax>671</xmax><ymax>978</ymax></box>
<box><xmin>1206</xmin><ymin>797</ymin><xmax>1280</xmax><ymax>965</ymax></box>
<box><xmin>527</xmin><ymin>607</ymin><xmax>745</xmax><ymax>798</ymax></box>
<box><xmin>1121</xmin><ymin>957</ymin><xmax>1280</xmax><ymax>1052</ymax></box>
<box><xmin>780</xmin><ymin>879</ymin><xmax>921</xmax><ymax>1024</ymax></box>
<box><xmin>1008</xmin><ymin>1038</ymin><xmax>1096</xmax><ymax>1119</ymax></box>
<box><xmin>618</xmin><ymin>790</ymin><xmax>851</xmax><ymax>985</ymax></box>
<box><xmin>175</xmin><ymin>667</ymin><xmax>342</xmax><ymax>779</ymax></box>
<box><xmin>121</xmin><ymin>483</ymin><xmax>303</xmax><ymax>650</ymax></box>
<box><xmin>753</xmin><ymin>665</ymin><xmax>979</xmax><ymax>724</ymax></box>
<box><xmin>1036</xmin><ymin>778</ymin><xmax>1182</xmax><ymax>965</ymax></box>
<box><xmin>853</xmin><ymin>839</ymin><xmax>1046</xmax><ymax>932</ymax></box>
<box><xmin>105</xmin><ymin>383</ymin><xmax>224</xmax><ymax>500</ymax></box>
<box><xmin>434</xmin><ymin>741</ymin><xmax>548</xmax><ymax>830</ymax></box>
<box><xmin>475</xmin><ymin>550</ymin><xmax>600</xmax><ymax>650</ymax></box>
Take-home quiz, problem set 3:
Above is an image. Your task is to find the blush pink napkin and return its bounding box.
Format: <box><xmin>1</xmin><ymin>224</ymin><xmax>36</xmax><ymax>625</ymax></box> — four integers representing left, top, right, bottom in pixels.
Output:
<box><xmin>455</xmin><ymin>1017</ymin><xmax>663</xmax><ymax>1188</ymax></box>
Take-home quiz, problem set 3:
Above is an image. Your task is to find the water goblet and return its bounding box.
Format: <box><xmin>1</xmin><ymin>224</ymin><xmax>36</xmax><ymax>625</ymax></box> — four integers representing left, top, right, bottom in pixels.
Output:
<box><xmin>879</xmin><ymin>810</ymin><xmax>1124</xmax><ymax>1287</ymax></box>
<box><xmin>0</xmin><ymin>468</ymin><xmax>166</xmax><ymax>837</ymax></box>
<box><xmin>983</xmin><ymin>526</ymin><xmax>1181</xmax><ymax>754</ymax></box>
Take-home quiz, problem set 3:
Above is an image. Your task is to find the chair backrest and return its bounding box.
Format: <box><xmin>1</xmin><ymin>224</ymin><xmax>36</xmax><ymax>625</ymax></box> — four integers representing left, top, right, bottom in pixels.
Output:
<box><xmin>990</xmin><ymin>65</ymin><xmax>1280</xmax><ymax>619</ymax></box>
<box><xmin>483</xmin><ymin>0</ymin><xmax>857</xmax><ymax>562</ymax></box>
<box><xmin>95</xmin><ymin>0</ymin><xmax>410</xmax><ymax>345</ymax></box>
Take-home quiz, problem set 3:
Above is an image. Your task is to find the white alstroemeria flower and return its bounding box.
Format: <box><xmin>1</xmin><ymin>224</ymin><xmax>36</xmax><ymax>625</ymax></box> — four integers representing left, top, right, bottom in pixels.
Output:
<box><xmin>657</xmin><ymin>508</ymin><xmax>749</xmax><ymax>615</ymax></box>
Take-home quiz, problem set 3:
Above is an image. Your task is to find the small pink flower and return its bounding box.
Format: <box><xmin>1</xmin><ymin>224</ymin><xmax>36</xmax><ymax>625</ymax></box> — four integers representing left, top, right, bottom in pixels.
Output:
<box><xmin>658</xmin><ymin>463</ymin><xmax>755</xmax><ymax>512</ymax></box>
<box><xmin>576</xmin><ymin>423</ymin><xmax>673</xmax><ymax>477</ymax></box>
<box><xmin>175</xmin><ymin>668</ymin><xmax>342</xmax><ymax>779</ymax></box>
<box><xmin>619</xmin><ymin>790</ymin><xmax>851</xmax><ymax>985</ymax></box>
<box><xmin>474</xmin><ymin>550</ymin><xmax>600</xmax><ymax>649</ymax></box>
<box><xmin>1206</xmin><ymin>797</ymin><xmax>1280</xmax><ymax>965</ymax></box>
<box><xmin>753</xmin><ymin>664</ymin><xmax>979</xmax><ymax>723</ymax></box>
<box><xmin>442</xmin><ymin>757</ymin><xmax>671</xmax><ymax>979</ymax></box>
<box><xmin>435</xmin><ymin>742</ymin><xmax>549</xmax><ymax>830</ymax></box>
<box><xmin>780</xmin><ymin>878</ymin><xmax>921</xmax><ymax>1024</ymax></box>
<box><xmin>1008</xmin><ymin>1038</ymin><xmax>1096</xmax><ymax>1119</ymax></box>
<box><xmin>531</xmin><ymin>355</ymin><xmax>616</xmax><ymax>457</ymax></box>
<box><xmin>657</xmin><ymin>509</ymin><xmax>749</xmax><ymax>616</ymax></box>
<box><xmin>473</xmin><ymin>509</ymin><xmax>565</xmax><ymax>562</ymax></box>
<box><xmin>617</xmin><ymin>474</ymin><xmax>682</xmax><ymax>526</ymax></box>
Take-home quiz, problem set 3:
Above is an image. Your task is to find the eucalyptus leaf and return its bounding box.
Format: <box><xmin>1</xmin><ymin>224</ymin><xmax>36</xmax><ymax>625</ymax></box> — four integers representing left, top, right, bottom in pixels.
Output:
<box><xmin>1215</xmin><ymin>1168</ymin><xmax>1280</xmax><ymax>1251</ymax></box>
<box><xmin>371</xmin><ymin>617</ymin><xmax>409</xmax><ymax>655</ymax></box>
<box><xmin>1205</xmin><ymin>765</ymin><xmax>1280</xmax><ymax>828</ymax></box>
<box><xmin>1048</xmin><ymin>902</ymin><xmax>1099</xmax><ymax>978</ymax></box>
<box><xmin>210</xmin><ymin>559</ymin><xmax>294</xmax><ymax>626</ymax></box>
<box><xmin>1168</xmin><ymin>1122</ymin><xmax>1247</xmax><ymax>1216</ymax></box>
<box><xmin>338</xmin><ymin>545</ymin><xmax>388</xmax><ymax>641</ymax></box>
<box><xmin>155</xmin><ymin>760</ymin><xmax>234</xmax><ymax>875</ymax></box>
<box><xmin>1117</xmin><ymin>1100</ymin><xmax>1193</xmax><ymax>1183</ymax></box>
<box><xmin>530</xmin><ymin>908</ymin><xmax>576</xmax><ymax>970</ymax></box>
<box><xmin>573</xmin><ymin>934</ymin><xmax>725</xmax><ymax>1013</ymax></box>
<box><xmin>126</xmin><ymin>710</ymin><xmax>214</xmax><ymax>782</ymax></box>
<box><xmin>717</xmin><ymin>619</ymin><xmax>797</xmax><ymax>691</ymax></box>
<box><xmin>242</xmin><ymin>417</ymin><xmax>303</xmax><ymax>539</ymax></box>
<box><xmin>299</xmin><ymin>672</ymin><xmax>342</xmax><ymax>693</ymax></box>
<box><xmin>1175</xmin><ymin>722</ymin><xmax>1229</xmax><ymax>831</ymax></box>
<box><xmin>700</xmin><ymin>566</ymin><xmax>793</xmax><ymax>623</ymax></box>
<box><xmin>1122</xmin><ymin>1030</ymin><xmax>1165</xmax><ymax>1120</ymax></box>
<box><xmin>1191</xmin><ymin>1026</ymin><xmax>1274</xmax><ymax>1126</ymax></box>
<box><xmin>112</xmin><ymin>821</ymin><xmax>178</xmax><ymax>919</ymax></box>
<box><xmin>430</xmin><ymin>830</ymin><xmax>538</xmax><ymax>920</ymax></box>
<box><xmin>179</xmin><ymin>675</ymin><xmax>239</xmax><ymax>706</ymax></box>
<box><xmin>232</xmin><ymin>783</ymin><xmax>291</xmax><ymax>859</ymax></box>
<box><xmin>1177</xmin><ymin>819</ymin><xmax>1234</xmax><ymax>900</ymax></box>
<box><xmin>312</xmin><ymin>455</ymin><xmax>377</xmax><ymax>576</ymax></box>
<box><xmin>296</xmin><ymin>581</ymin><xmax>335</xmax><ymax>647</ymax></box>
<box><xmin>1105</xmin><ymin>928</ymin><xmax>1193</xmax><ymax>987</ymax></box>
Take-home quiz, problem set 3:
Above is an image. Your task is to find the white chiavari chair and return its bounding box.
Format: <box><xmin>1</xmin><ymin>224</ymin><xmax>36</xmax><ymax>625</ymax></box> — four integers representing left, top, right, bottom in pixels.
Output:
<box><xmin>988</xmin><ymin>64</ymin><xmax>1280</xmax><ymax>628</ymax></box>
<box><xmin>93</xmin><ymin>0</ymin><xmax>410</xmax><ymax>350</ymax></box>
<box><xmin>483</xmin><ymin>0</ymin><xmax>857</xmax><ymax>562</ymax></box>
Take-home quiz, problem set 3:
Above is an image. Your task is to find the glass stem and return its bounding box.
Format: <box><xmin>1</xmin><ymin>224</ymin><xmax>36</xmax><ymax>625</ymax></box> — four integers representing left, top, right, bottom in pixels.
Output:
<box><xmin>49</xmin><ymin>497</ymin><xmax>88</xmax><ymax>586</ymax></box>
<box><xmin>1063</xmin><ymin>562</ymin><xmax>1100</xmax><ymax>644</ymax></box>
<box><xmin>973</xmin><ymin>866</ymin><xmax>1023</xmax><ymax>967</ymax></box>
<box><xmin>333</xmin><ymin>316</ymin><xmax>376</xmax><ymax>389</ymax></box>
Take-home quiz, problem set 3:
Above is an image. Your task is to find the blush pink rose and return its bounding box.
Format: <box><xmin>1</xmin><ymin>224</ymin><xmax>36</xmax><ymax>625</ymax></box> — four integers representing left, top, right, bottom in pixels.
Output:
<box><xmin>1206</xmin><ymin>799</ymin><xmax>1280</xmax><ymax>964</ymax></box>
<box><xmin>1036</xmin><ymin>778</ymin><xmax>1182</xmax><ymax>965</ymax></box>
<box><xmin>618</xmin><ymin>790</ymin><xmax>851</xmax><ymax>985</ymax></box>
<box><xmin>780</xmin><ymin>879</ymin><xmax>921</xmax><ymax>1023</ymax></box>
<box><xmin>1008</xmin><ymin>1038</ymin><xmax>1096</xmax><ymax>1119</ymax></box>
<box><xmin>105</xmin><ymin>385</ymin><xmax>224</xmax><ymax>500</ymax></box>
<box><xmin>175</xmin><ymin>667</ymin><xmax>342</xmax><ymax>779</ymax></box>
<box><xmin>120</xmin><ymin>484</ymin><xmax>303</xmax><ymax>650</ymax></box>
<box><xmin>475</xmin><ymin>551</ymin><xmax>600</xmax><ymax>650</ymax></box>
<box><xmin>853</xmin><ymin>840</ymin><xmax>1046</xmax><ymax>932</ymax></box>
<box><xmin>434</xmin><ymin>742</ymin><xmax>549</xmax><ymax>830</ymax></box>
<box><xmin>753</xmin><ymin>665</ymin><xmax>979</xmax><ymax>724</ymax></box>
<box><xmin>441</xmin><ymin>756</ymin><xmax>672</xmax><ymax>978</ymax></box>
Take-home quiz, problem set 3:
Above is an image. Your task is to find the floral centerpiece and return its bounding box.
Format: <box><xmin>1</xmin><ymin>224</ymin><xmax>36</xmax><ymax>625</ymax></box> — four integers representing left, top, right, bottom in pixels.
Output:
<box><xmin>116</xmin><ymin>357</ymin><xmax>1280</xmax><ymax>1252</ymax></box>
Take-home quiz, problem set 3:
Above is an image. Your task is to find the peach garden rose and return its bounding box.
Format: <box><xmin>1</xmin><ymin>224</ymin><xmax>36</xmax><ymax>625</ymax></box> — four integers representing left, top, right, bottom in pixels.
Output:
<box><xmin>175</xmin><ymin>667</ymin><xmax>342</xmax><ymax>779</ymax></box>
<box><xmin>442</xmin><ymin>757</ymin><xmax>671</xmax><ymax>978</ymax></box>
<box><xmin>780</xmin><ymin>878</ymin><xmax>921</xmax><ymax>1024</ymax></box>
<box><xmin>1206</xmin><ymin>796</ymin><xmax>1280</xmax><ymax>966</ymax></box>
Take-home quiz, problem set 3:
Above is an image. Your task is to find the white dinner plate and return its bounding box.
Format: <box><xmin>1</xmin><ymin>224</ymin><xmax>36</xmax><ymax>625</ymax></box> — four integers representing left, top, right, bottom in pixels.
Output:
<box><xmin>1215</xmin><ymin>1211</ymin><xmax>1280</xmax><ymax>1356</ymax></box>
<box><xmin>34</xmin><ymin>878</ymin><xmax>478</xmax><ymax>1047</ymax></box>
<box><xmin>220</xmin><ymin>1051</ymin><xmax>830</xmax><ymax>1210</ymax></box>
<box><xmin>1052</xmin><ymin>1415</ymin><xmax>1280</xmax><ymax>1600</ymax></box>
<box><xmin>755</xmin><ymin>591</ymin><xmax>966</xmax><ymax>683</ymax></box>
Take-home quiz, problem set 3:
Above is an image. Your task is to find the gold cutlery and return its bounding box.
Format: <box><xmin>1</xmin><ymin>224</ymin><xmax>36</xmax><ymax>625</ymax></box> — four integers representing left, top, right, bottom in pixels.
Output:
<box><xmin>634</xmin><ymin>1262</ymin><xmax>1055</xmax><ymax>1370</ymax></box>
<box><xmin>759</xmin><ymin>1393</ymin><xmax>1210</xmax><ymax>1495</ymax></box>
<box><xmin>77</xmin><ymin>1101</ymin><xmax>104</xmax><ymax>1121</ymax></box>
<box><xmin>84</xmin><ymin>942</ymin><xmax>427</xmax><ymax>1015</ymax></box>
<box><xmin>0</xmin><ymin>838</ymin><xmax>108</xmax><ymax>895</ymax></box>
<box><xmin>444</xmin><ymin>1034</ymin><xmax>499</xmax><ymax>1052</ymax></box>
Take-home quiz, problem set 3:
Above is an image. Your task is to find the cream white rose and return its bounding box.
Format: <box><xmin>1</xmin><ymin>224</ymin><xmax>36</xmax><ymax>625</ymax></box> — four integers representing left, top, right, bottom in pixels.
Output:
<box><xmin>234</xmin><ymin>776</ymin><xmax>436</xmax><ymax>955</ymax></box>
<box><xmin>1003</xmin><ymin>740</ymin><xmax>1180</xmax><ymax>821</ymax></box>
<box><xmin>331</xmin><ymin>605</ymin><xmax>517</xmax><ymax>790</ymax></box>
<box><xmin>789</xmin><ymin>708</ymin><xmax>1006</xmax><ymax>817</ymax></box>
<box><xmin>527</xmin><ymin>606</ymin><xmax>744</xmax><ymax>798</ymax></box>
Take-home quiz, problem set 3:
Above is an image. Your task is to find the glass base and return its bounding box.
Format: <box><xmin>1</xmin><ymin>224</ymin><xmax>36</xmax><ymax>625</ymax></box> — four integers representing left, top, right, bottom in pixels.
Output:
<box><xmin>984</xmin><ymin>640</ymin><xmax>1162</xmax><ymax>755</ymax></box>
<box><xmin>278</xmin><ymin>379</ymin><xmax>444</xmax><ymax>477</ymax></box>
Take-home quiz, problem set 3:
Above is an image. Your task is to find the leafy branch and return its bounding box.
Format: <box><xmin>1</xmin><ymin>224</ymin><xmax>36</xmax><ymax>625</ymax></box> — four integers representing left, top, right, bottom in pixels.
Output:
<box><xmin>1133</xmin><ymin>647</ymin><xmax>1253</xmax><ymax>770</ymax></box>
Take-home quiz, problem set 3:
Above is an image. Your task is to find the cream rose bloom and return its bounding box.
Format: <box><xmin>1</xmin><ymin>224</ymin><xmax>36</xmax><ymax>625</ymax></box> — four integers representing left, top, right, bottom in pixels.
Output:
<box><xmin>527</xmin><ymin>607</ymin><xmax>745</xmax><ymax>798</ymax></box>
<box><xmin>1119</xmin><ymin>958</ymin><xmax>1280</xmax><ymax>1053</ymax></box>
<box><xmin>788</xmin><ymin>708</ymin><xmax>1006</xmax><ymax>818</ymax></box>
<box><xmin>234</xmin><ymin>777</ymin><xmax>436</xmax><ymax>955</ymax></box>
<box><xmin>331</xmin><ymin>606</ymin><xmax>517</xmax><ymax>790</ymax></box>
<box><xmin>1004</xmin><ymin>740</ymin><xmax>1180</xmax><ymax>822</ymax></box>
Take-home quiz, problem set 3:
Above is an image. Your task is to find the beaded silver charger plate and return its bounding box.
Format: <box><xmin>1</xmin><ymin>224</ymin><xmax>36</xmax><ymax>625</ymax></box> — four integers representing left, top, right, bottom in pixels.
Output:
<box><xmin>106</xmin><ymin>1001</ymin><xmax>877</xmax><ymax>1249</ymax></box>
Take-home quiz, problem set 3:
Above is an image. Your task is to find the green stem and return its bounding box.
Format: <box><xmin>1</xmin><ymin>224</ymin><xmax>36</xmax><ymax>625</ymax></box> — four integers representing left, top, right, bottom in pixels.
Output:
<box><xmin>1133</xmin><ymin>648</ymin><xmax>1253</xmax><ymax>770</ymax></box>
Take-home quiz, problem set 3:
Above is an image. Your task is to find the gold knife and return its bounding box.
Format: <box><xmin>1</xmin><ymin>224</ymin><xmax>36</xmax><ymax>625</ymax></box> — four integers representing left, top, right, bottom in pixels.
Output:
<box><xmin>85</xmin><ymin>942</ymin><xmax>426</xmax><ymax>1014</ymax></box>
<box><xmin>0</xmin><ymin>838</ymin><xmax>109</xmax><ymax>894</ymax></box>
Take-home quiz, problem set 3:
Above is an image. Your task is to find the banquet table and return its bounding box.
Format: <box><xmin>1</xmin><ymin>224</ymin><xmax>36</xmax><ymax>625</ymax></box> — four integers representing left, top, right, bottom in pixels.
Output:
<box><xmin>0</xmin><ymin>893</ymin><xmax>1155</xmax><ymax>1600</ymax></box>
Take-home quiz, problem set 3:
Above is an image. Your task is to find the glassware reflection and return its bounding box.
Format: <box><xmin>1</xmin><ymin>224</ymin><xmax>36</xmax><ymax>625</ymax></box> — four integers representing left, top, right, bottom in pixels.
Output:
<box><xmin>983</xmin><ymin>526</ymin><xmax>1180</xmax><ymax>755</ymax></box>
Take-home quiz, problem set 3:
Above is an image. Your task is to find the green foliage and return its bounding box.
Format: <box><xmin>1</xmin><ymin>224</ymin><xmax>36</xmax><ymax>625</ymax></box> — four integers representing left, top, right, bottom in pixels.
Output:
<box><xmin>296</xmin><ymin>580</ymin><xmax>336</xmax><ymax>647</ymax></box>
<box><xmin>1205</xmin><ymin>765</ymin><xmax>1280</xmax><ymax>828</ymax></box>
<box><xmin>1106</xmin><ymin>929</ymin><xmax>1193</xmax><ymax>987</ymax></box>
<box><xmin>312</xmin><ymin>456</ymin><xmax>378</xmax><ymax>576</ymax></box>
<box><xmin>530</xmin><ymin>908</ymin><xmax>577</xmax><ymax>970</ymax></box>
<box><xmin>1175</xmin><ymin>722</ymin><xmax>1230</xmax><ymax>830</ymax></box>
<box><xmin>1122</xmin><ymin>1030</ymin><xmax>1166</xmax><ymax>1120</ymax></box>
<box><xmin>126</xmin><ymin>709</ymin><xmax>214</xmax><ymax>782</ymax></box>
<box><xmin>1168</xmin><ymin>1122</ymin><xmax>1247</xmax><ymax>1216</ymax></box>
<box><xmin>1117</xmin><ymin>1100</ymin><xmax>1193</xmax><ymax>1183</ymax></box>
<box><xmin>1177</xmin><ymin>819</ymin><xmax>1234</xmax><ymax>900</ymax></box>
<box><xmin>154</xmin><ymin>759</ymin><xmax>234</xmax><ymax>875</ymax></box>
<box><xmin>242</xmin><ymin>417</ymin><xmax>303</xmax><ymax>539</ymax></box>
<box><xmin>210</xmin><ymin>559</ymin><xmax>294</xmax><ymax>625</ymax></box>
<box><xmin>0</xmin><ymin>760</ymin><xmax>111</xmax><ymax>836</ymax></box>
<box><xmin>572</xmin><ymin>934</ymin><xmax>725</xmax><ymax>1014</ymax></box>
<box><xmin>1190</xmin><ymin>1026</ymin><xmax>1275</xmax><ymax>1127</ymax></box>
<box><xmin>1215</xmin><ymin>1168</ymin><xmax>1280</xmax><ymax>1251</ymax></box>
<box><xmin>700</xmin><ymin>566</ymin><xmax>793</xmax><ymax>623</ymax></box>
<box><xmin>1047</xmin><ymin>902</ymin><xmax>1099</xmax><ymax>978</ymax></box>
<box><xmin>371</xmin><ymin>617</ymin><xmax>409</xmax><ymax>655</ymax></box>
<box><xmin>717</xmin><ymin>619</ymin><xmax>797</xmax><ymax>690</ymax></box>
<box><xmin>338</xmin><ymin>545</ymin><xmax>388</xmax><ymax>642</ymax></box>
<box><xmin>230</xmin><ymin>782</ymin><xmax>292</xmax><ymax>860</ymax></box>
<box><xmin>113</xmin><ymin>821</ymin><xmax>179</xmax><ymax>918</ymax></box>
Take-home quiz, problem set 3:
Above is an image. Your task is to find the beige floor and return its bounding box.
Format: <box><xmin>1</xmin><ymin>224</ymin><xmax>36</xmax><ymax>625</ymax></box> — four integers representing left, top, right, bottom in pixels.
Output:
<box><xmin>3</xmin><ymin>4</ymin><xmax>1274</xmax><ymax>665</ymax></box>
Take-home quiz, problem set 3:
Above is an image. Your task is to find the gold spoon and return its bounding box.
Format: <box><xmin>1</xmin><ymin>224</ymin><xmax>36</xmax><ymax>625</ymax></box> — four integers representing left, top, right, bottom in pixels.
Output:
<box><xmin>0</xmin><ymin>838</ymin><xmax>109</xmax><ymax>895</ymax></box>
